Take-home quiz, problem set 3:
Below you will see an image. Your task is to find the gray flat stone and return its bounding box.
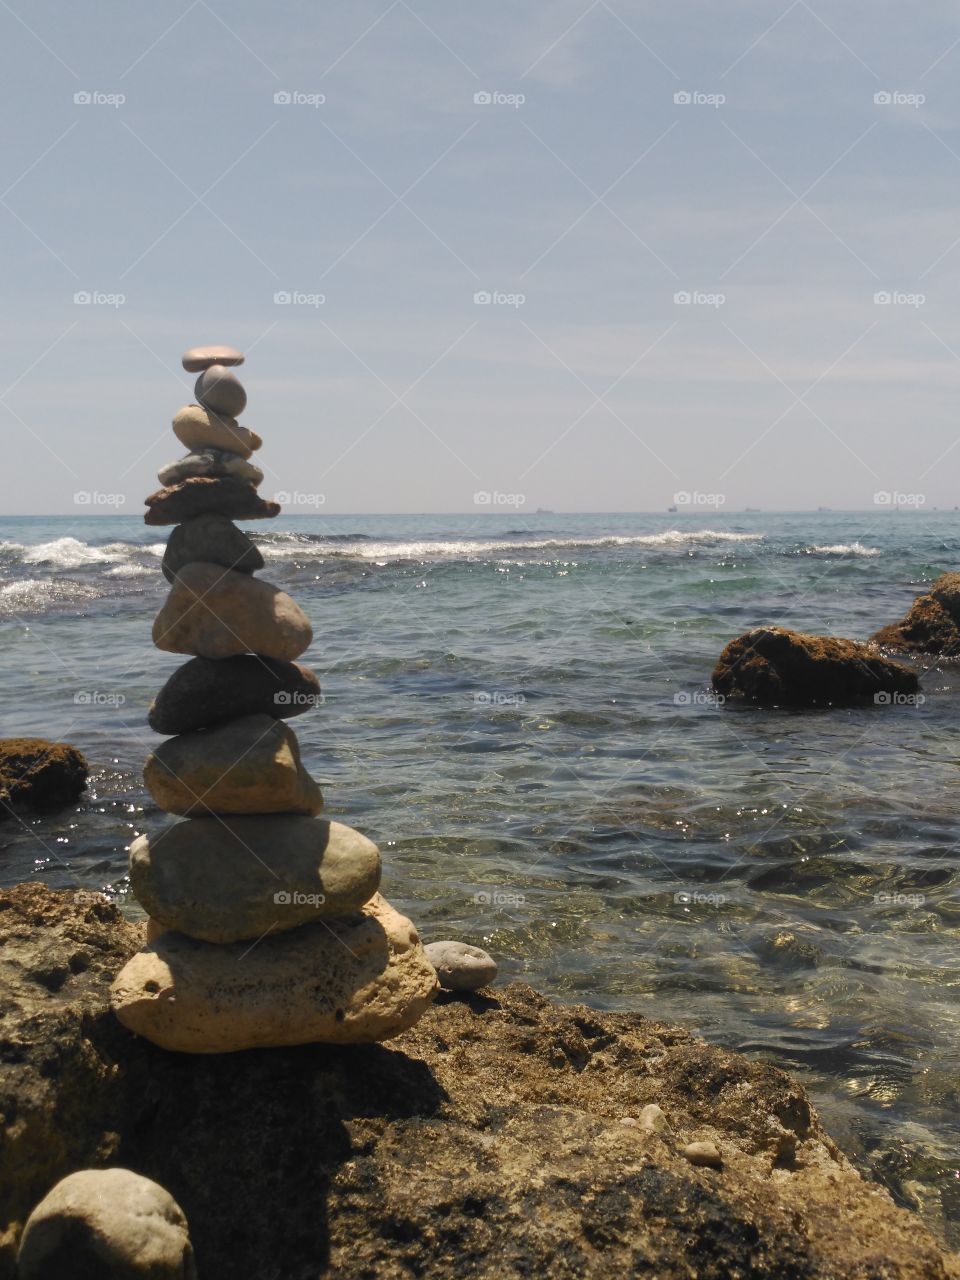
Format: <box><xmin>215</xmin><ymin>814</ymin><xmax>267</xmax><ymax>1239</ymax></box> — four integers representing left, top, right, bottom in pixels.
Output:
<box><xmin>182</xmin><ymin>343</ymin><xmax>244</xmax><ymax>372</ymax></box>
<box><xmin>162</xmin><ymin>513</ymin><xmax>264</xmax><ymax>583</ymax></box>
<box><xmin>195</xmin><ymin>364</ymin><xmax>247</xmax><ymax>417</ymax></box>
<box><xmin>424</xmin><ymin>940</ymin><xmax>497</xmax><ymax>991</ymax></box>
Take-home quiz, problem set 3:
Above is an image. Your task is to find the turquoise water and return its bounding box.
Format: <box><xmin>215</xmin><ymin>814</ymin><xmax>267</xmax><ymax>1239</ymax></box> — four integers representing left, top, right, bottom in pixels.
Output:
<box><xmin>1</xmin><ymin>510</ymin><xmax>958</xmax><ymax>1240</ymax></box>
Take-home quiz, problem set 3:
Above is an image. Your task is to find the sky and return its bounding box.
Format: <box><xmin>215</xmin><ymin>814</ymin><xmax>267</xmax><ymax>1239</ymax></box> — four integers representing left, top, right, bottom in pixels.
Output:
<box><xmin>1</xmin><ymin>0</ymin><xmax>960</xmax><ymax>515</ymax></box>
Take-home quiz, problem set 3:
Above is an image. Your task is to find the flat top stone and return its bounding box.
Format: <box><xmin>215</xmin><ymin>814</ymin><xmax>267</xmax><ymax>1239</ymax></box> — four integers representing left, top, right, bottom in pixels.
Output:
<box><xmin>182</xmin><ymin>344</ymin><xmax>245</xmax><ymax>372</ymax></box>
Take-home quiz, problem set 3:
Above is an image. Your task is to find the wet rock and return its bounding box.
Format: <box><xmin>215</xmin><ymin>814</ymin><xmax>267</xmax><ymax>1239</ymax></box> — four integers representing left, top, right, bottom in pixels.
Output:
<box><xmin>872</xmin><ymin>573</ymin><xmax>960</xmax><ymax>656</ymax></box>
<box><xmin>0</xmin><ymin>739</ymin><xmax>87</xmax><ymax>813</ymax></box>
<box><xmin>148</xmin><ymin>656</ymin><xmax>321</xmax><ymax>735</ymax></box>
<box><xmin>712</xmin><ymin>627</ymin><xmax>919</xmax><ymax>707</ymax></box>
<box><xmin>1</xmin><ymin>882</ymin><xmax>957</xmax><ymax>1280</ymax></box>
<box><xmin>17</xmin><ymin>1167</ymin><xmax>195</xmax><ymax>1279</ymax></box>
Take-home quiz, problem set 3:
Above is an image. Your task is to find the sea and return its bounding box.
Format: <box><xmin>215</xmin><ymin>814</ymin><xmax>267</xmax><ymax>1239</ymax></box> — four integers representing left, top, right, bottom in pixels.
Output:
<box><xmin>1</xmin><ymin>509</ymin><xmax>958</xmax><ymax>1241</ymax></box>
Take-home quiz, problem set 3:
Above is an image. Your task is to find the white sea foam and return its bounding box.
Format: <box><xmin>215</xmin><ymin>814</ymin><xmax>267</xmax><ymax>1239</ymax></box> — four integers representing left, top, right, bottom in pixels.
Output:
<box><xmin>806</xmin><ymin>542</ymin><xmax>881</xmax><ymax>558</ymax></box>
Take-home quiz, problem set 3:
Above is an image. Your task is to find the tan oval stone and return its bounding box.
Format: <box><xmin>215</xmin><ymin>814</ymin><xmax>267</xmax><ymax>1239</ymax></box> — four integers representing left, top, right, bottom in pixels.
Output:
<box><xmin>152</xmin><ymin>563</ymin><xmax>312</xmax><ymax>661</ymax></box>
<box><xmin>144</xmin><ymin>714</ymin><xmax>322</xmax><ymax>815</ymax></box>
<box><xmin>128</xmin><ymin>815</ymin><xmax>378</xmax><ymax>943</ymax></box>
<box><xmin>182</xmin><ymin>344</ymin><xmax>244</xmax><ymax>372</ymax></box>
<box><xmin>111</xmin><ymin>894</ymin><xmax>439</xmax><ymax>1051</ymax></box>
<box><xmin>172</xmin><ymin>405</ymin><xmax>262</xmax><ymax>458</ymax></box>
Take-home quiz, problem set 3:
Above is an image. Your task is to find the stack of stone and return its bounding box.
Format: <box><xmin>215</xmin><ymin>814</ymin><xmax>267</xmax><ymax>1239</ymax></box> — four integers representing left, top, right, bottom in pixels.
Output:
<box><xmin>111</xmin><ymin>344</ymin><xmax>438</xmax><ymax>1053</ymax></box>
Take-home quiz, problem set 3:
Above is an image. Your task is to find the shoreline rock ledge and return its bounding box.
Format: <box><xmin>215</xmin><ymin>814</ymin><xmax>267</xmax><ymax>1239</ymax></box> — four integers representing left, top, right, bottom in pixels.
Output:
<box><xmin>1</xmin><ymin>884</ymin><xmax>957</xmax><ymax>1280</ymax></box>
<box><xmin>111</xmin><ymin>343</ymin><xmax>438</xmax><ymax>1052</ymax></box>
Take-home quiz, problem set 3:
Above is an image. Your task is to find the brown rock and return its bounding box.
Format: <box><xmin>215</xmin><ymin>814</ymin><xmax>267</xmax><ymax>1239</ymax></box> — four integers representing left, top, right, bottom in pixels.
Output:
<box><xmin>1</xmin><ymin>883</ymin><xmax>957</xmax><ymax>1280</ymax></box>
<box><xmin>148</xmin><ymin>656</ymin><xmax>321</xmax><ymax>734</ymax></box>
<box><xmin>182</xmin><ymin>344</ymin><xmax>244</xmax><ymax>373</ymax></box>
<box><xmin>145</xmin><ymin>478</ymin><xmax>279</xmax><ymax>527</ymax></box>
<box><xmin>112</xmin><ymin>893</ymin><xmax>435</xmax><ymax>1049</ymax></box>
<box><xmin>872</xmin><ymin>573</ymin><xmax>960</xmax><ymax>656</ymax></box>
<box><xmin>161</xmin><ymin>514</ymin><xmax>264</xmax><ymax>583</ymax></box>
<box><xmin>143</xmin><ymin>714</ymin><xmax>322</xmax><ymax>816</ymax></box>
<box><xmin>712</xmin><ymin>627</ymin><xmax>919</xmax><ymax>707</ymax></box>
<box><xmin>0</xmin><ymin>739</ymin><xmax>88</xmax><ymax>813</ymax></box>
<box><xmin>172</xmin><ymin>406</ymin><xmax>261</xmax><ymax>459</ymax></box>
<box><xmin>152</xmin><ymin>563</ymin><xmax>312</xmax><ymax>661</ymax></box>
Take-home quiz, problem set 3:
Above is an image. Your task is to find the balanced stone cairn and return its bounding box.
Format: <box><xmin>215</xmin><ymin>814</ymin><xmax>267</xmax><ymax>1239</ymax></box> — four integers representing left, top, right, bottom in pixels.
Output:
<box><xmin>111</xmin><ymin>344</ymin><xmax>439</xmax><ymax>1053</ymax></box>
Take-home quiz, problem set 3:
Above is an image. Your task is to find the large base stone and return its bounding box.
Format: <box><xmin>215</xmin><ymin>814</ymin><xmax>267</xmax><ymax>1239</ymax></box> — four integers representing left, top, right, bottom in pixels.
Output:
<box><xmin>111</xmin><ymin>894</ymin><xmax>438</xmax><ymax>1052</ymax></box>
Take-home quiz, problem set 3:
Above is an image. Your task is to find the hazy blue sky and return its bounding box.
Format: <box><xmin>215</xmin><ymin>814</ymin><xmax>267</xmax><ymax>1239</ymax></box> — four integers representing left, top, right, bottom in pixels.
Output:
<box><xmin>2</xmin><ymin>0</ymin><xmax>960</xmax><ymax>514</ymax></box>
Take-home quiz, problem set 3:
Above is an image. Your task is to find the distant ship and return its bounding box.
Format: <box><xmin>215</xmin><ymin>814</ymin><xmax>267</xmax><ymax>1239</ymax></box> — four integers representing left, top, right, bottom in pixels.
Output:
<box><xmin>667</xmin><ymin>505</ymin><xmax>677</xmax><ymax>513</ymax></box>
<box><xmin>535</xmin><ymin>507</ymin><xmax>553</xmax><ymax>514</ymax></box>
<box><xmin>744</xmin><ymin>506</ymin><xmax>761</xmax><ymax>512</ymax></box>
<box><xmin>817</xmin><ymin>506</ymin><xmax>832</xmax><ymax>512</ymax></box>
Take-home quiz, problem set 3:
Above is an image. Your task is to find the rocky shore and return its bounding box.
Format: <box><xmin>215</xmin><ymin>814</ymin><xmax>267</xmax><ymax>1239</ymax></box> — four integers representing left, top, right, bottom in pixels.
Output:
<box><xmin>1</xmin><ymin>883</ymin><xmax>957</xmax><ymax>1279</ymax></box>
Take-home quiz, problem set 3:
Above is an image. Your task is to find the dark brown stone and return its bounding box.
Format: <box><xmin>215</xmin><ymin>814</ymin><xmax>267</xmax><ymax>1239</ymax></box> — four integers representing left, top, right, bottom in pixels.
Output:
<box><xmin>0</xmin><ymin>883</ymin><xmax>956</xmax><ymax>1280</ymax></box>
<box><xmin>0</xmin><ymin>739</ymin><xmax>88</xmax><ymax>814</ymax></box>
<box><xmin>144</xmin><ymin>477</ymin><xmax>280</xmax><ymax>526</ymax></box>
<box><xmin>161</xmin><ymin>514</ymin><xmax>264</xmax><ymax>583</ymax></box>
<box><xmin>712</xmin><ymin>627</ymin><xmax>919</xmax><ymax>707</ymax></box>
<box><xmin>148</xmin><ymin>655</ymin><xmax>321</xmax><ymax>734</ymax></box>
<box><xmin>871</xmin><ymin>574</ymin><xmax>960</xmax><ymax>656</ymax></box>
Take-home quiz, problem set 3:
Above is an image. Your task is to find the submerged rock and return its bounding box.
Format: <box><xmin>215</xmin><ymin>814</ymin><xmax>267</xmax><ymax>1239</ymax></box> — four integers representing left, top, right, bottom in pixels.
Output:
<box><xmin>712</xmin><ymin>627</ymin><xmax>919</xmax><ymax>707</ymax></box>
<box><xmin>0</xmin><ymin>739</ymin><xmax>88</xmax><ymax>813</ymax></box>
<box><xmin>872</xmin><ymin>573</ymin><xmax>960</xmax><ymax>656</ymax></box>
<box><xmin>1</xmin><ymin>882</ymin><xmax>957</xmax><ymax>1280</ymax></box>
<box><xmin>17</xmin><ymin>1167</ymin><xmax>195</xmax><ymax>1280</ymax></box>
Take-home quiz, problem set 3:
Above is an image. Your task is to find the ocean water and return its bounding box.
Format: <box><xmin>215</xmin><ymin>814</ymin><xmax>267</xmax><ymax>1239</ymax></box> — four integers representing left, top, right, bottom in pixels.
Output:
<box><xmin>1</xmin><ymin>510</ymin><xmax>959</xmax><ymax>1240</ymax></box>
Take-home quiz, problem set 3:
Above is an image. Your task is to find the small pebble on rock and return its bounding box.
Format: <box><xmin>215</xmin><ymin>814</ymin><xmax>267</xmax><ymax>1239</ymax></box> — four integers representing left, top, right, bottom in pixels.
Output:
<box><xmin>683</xmin><ymin>1140</ymin><xmax>723</xmax><ymax>1168</ymax></box>
<box><xmin>639</xmin><ymin>1103</ymin><xmax>670</xmax><ymax>1133</ymax></box>
<box><xmin>425</xmin><ymin>940</ymin><xmax>497</xmax><ymax>991</ymax></box>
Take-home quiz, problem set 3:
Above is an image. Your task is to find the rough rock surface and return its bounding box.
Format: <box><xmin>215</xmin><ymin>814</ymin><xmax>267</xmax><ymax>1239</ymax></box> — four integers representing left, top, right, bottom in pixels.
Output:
<box><xmin>0</xmin><ymin>739</ymin><xmax>88</xmax><ymax>813</ymax></box>
<box><xmin>1</xmin><ymin>883</ymin><xmax>957</xmax><ymax>1280</ymax></box>
<box><xmin>872</xmin><ymin>573</ymin><xmax>960</xmax><ymax>656</ymax></box>
<box><xmin>148</xmin><ymin>655</ymin><xmax>321</xmax><ymax>735</ymax></box>
<box><xmin>712</xmin><ymin>626</ymin><xmax>920</xmax><ymax>707</ymax></box>
<box><xmin>144</xmin><ymin>477</ymin><xmax>279</xmax><ymax>526</ymax></box>
<box><xmin>17</xmin><ymin>1167</ymin><xmax>196</xmax><ymax>1280</ymax></box>
<box><xmin>161</xmin><ymin>513</ymin><xmax>264</xmax><ymax>583</ymax></box>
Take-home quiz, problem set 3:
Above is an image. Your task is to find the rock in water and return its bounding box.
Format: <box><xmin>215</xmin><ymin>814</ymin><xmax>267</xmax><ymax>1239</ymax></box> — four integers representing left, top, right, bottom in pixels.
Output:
<box><xmin>871</xmin><ymin>572</ymin><xmax>960</xmax><ymax>656</ymax></box>
<box><xmin>158</xmin><ymin>449</ymin><xmax>264</xmax><ymax>488</ymax></box>
<box><xmin>0</xmin><ymin>739</ymin><xmax>88</xmax><ymax>812</ymax></box>
<box><xmin>145</xmin><ymin>477</ymin><xmax>280</xmax><ymax>526</ymax></box>
<box><xmin>129</xmin><ymin>815</ymin><xmax>379</xmax><ymax>942</ymax></box>
<box><xmin>172</xmin><ymin>405</ymin><xmax>261</xmax><ymax>458</ymax></box>
<box><xmin>17</xmin><ymin>1167</ymin><xmax>196</xmax><ymax>1280</ymax></box>
<box><xmin>425</xmin><ymin>940</ymin><xmax>498</xmax><ymax>991</ymax></box>
<box><xmin>111</xmin><ymin>893</ymin><xmax>439</xmax><ymax>1051</ymax></box>
<box><xmin>182</xmin><ymin>343</ymin><xmax>244</xmax><ymax>372</ymax></box>
<box><xmin>149</xmin><ymin>655</ymin><xmax>321</xmax><ymax>734</ymax></box>
<box><xmin>711</xmin><ymin>627</ymin><xmax>919</xmax><ymax>708</ymax></box>
<box><xmin>144</xmin><ymin>714</ymin><xmax>322</xmax><ymax>816</ymax></box>
<box><xmin>195</xmin><ymin>364</ymin><xmax>247</xmax><ymax>417</ymax></box>
<box><xmin>152</xmin><ymin>562</ymin><xmax>312</xmax><ymax>660</ymax></box>
<box><xmin>162</xmin><ymin>513</ymin><xmax>264</xmax><ymax>582</ymax></box>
